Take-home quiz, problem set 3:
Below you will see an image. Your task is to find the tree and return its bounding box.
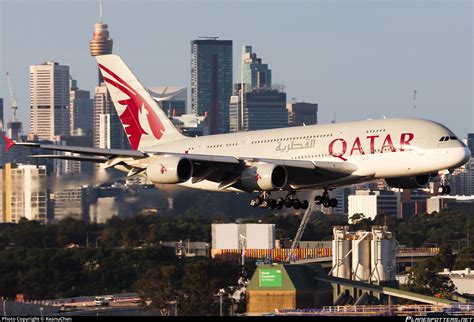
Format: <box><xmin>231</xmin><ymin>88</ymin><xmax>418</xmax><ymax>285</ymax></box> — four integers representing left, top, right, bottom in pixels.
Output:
<box><xmin>134</xmin><ymin>266</ymin><xmax>178</xmax><ymax>316</ymax></box>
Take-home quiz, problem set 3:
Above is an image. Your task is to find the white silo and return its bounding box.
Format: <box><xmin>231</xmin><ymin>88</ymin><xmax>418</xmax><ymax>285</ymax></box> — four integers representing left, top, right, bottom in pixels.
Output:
<box><xmin>352</xmin><ymin>231</ymin><xmax>371</xmax><ymax>281</ymax></box>
<box><xmin>332</xmin><ymin>226</ymin><xmax>352</xmax><ymax>279</ymax></box>
<box><xmin>370</xmin><ymin>226</ymin><xmax>396</xmax><ymax>283</ymax></box>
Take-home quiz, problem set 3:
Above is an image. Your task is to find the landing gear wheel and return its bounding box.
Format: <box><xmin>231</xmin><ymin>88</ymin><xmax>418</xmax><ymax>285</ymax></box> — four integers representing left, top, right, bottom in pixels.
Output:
<box><xmin>301</xmin><ymin>200</ymin><xmax>309</xmax><ymax>209</ymax></box>
<box><xmin>260</xmin><ymin>199</ymin><xmax>270</xmax><ymax>209</ymax></box>
<box><xmin>293</xmin><ymin>199</ymin><xmax>301</xmax><ymax>210</ymax></box>
<box><xmin>438</xmin><ymin>185</ymin><xmax>451</xmax><ymax>195</ymax></box>
<box><xmin>314</xmin><ymin>195</ymin><xmax>322</xmax><ymax>205</ymax></box>
<box><xmin>284</xmin><ymin>198</ymin><xmax>293</xmax><ymax>208</ymax></box>
<box><xmin>269</xmin><ymin>199</ymin><xmax>277</xmax><ymax>209</ymax></box>
<box><xmin>250</xmin><ymin>197</ymin><xmax>262</xmax><ymax>207</ymax></box>
<box><xmin>323</xmin><ymin>200</ymin><xmax>330</xmax><ymax>208</ymax></box>
<box><xmin>276</xmin><ymin>198</ymin><xmax>284</xmax><ymax>210</ymax></box>
<box><xmin>329</xmin><ymin>198</ymin><xmax>338</xmax><ymax>208</ymax></box>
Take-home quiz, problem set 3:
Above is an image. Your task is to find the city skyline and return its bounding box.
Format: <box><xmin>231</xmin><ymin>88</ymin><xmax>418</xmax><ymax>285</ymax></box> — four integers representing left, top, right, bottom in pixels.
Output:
<box><xmin>0</xmin><ymin>0</ymin><xmax>472</xmax><ymax>137</ymax></box>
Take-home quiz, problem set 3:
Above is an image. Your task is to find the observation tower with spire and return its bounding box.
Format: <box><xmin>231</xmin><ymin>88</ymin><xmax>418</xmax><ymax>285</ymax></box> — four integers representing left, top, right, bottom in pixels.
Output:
<box><xmin>89</xmin><ymin>0</ymin><xmax>113</xmax><ymax>84</ymax></box>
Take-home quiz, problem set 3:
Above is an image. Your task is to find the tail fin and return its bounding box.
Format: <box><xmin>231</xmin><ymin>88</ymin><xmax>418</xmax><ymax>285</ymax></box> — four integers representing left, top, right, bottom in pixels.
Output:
<box><xmin>96</xmin><ymin>54</ymin><xmax>184</xmax><ymax>151</ymax></box>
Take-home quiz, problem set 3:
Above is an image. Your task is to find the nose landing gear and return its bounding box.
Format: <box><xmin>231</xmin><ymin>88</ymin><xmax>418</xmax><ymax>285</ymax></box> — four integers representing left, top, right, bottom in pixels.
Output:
<box><xmin>437</xmin><ymin>173</ymin><xmax>452</xmax><ymax>195</ymax></box>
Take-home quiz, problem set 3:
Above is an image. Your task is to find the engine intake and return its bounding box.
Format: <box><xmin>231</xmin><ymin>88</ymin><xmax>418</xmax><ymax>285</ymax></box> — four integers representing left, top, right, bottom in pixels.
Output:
<box><xmin>385</xmin><ymin>175</ymin><xmax>430</xmax><ymax>189</ymax></box>
<box><xmin>241</xmin><ymin>164</ymin><xmax>288</xmax><ymax>191</ymax></box>
<box><xmin>146</xmin><ymin>156</ymin><xmax>193</xmax><ymax>184</ymax></box>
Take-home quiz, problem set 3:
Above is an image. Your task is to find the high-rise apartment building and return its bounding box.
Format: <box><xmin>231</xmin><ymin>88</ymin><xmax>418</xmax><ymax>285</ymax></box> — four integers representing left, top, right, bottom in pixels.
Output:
<box><xmin>70</xmin><ymin>79</ymin><xmax>93</xmax><ymax>136</ymax></box>
<box><xmin>241</xmin><ymin>46</ymin><xmax>272</xmax><ymax>90</ymax></box>
<box><xmin>191</xmin><ymin>39</ymin><xmax>233</xmax><ymax>134</ymax></box>
<box><xmin>0</xmin><ymin>163</ymin><xmax>48</xmax><ymax>223</ymax></box>
<box><xmin>29</xmin><ymin>61</ymin><xmax>70</xmax><ymax>141</ymax></box>
<box><xmin>287</xmin><ymin>102</ymin><xmax>318</xmax><ymax>126</ymax></box>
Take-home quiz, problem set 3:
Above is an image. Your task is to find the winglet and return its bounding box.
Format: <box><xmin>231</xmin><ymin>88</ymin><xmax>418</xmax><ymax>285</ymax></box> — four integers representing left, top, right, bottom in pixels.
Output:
<box><xmin>1</xmin><ymin>134</ymin><xmax>15</xmax><ymax>152</ymax></box>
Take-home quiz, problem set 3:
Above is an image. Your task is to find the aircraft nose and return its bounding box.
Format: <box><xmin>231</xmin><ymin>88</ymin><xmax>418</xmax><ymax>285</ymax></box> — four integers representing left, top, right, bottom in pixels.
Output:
<box><xmin>462</xmin><ymin>146</ymin><xmax>471</xmax><ymax>164</ymax></box>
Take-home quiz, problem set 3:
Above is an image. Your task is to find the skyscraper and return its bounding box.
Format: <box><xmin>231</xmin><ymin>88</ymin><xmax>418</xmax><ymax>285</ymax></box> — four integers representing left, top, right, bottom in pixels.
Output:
<box><xmin>29</xmin><ymin>61</ymin><xmax>70</xmax><ymax>141</ymax></box>
<box><xmin>191</xmin><ymin>38</ymin><xmax>233</xmax><ymax>134</ymax></box>
<box><xmin>241</xmin><ymin>46</ymin><xmax>272</xmax><ymax>90</ymax></box>
<box><xmin>287</xmin><ymin>102</ymin><xmax>318</xmax><ymax>126</ymax></box>
<box><xmin>467</xmin><ymin>133</ymin><xmax>474</xmax><ymax>157</ymax></box>
<box><xmin>70</xmin><ymin>79</ymin><xmax>93</xmax><ymax>135</ymax></box>
<box><xmin>243</xmin><ymin>88</ymin><xmax>288</xmax><ymax>131</ymax></box>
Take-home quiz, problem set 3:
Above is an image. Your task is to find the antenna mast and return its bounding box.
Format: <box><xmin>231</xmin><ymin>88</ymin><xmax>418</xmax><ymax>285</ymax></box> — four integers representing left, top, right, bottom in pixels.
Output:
<box><xmin>99</xmin><ymin>0</ymin><xmax>103</xmax><ymax>23</ymax></box>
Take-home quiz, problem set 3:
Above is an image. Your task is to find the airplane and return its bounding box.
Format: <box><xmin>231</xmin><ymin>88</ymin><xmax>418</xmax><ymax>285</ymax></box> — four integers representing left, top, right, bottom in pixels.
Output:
<box><xmin>2</xmin><ymin>54</ymin><xmax>470</xmax><ymax>210</ymax></box>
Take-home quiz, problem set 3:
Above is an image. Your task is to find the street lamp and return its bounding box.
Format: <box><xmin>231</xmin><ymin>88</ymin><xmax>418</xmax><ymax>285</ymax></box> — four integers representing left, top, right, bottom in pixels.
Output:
<box><xmin>216</xmin><ymin>288</ymin><xmax>226</xmax><ymax>317</ymax></box>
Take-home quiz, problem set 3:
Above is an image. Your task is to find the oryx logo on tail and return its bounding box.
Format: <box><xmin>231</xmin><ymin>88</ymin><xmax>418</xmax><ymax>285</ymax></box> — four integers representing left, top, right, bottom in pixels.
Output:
<box><xmin>98</xmin><ymin>63</ymin><xmax>166</xmax><ymax>150</ymax></box>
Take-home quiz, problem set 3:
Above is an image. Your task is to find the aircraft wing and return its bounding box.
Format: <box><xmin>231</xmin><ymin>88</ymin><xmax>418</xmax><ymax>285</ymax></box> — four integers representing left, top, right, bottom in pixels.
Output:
<box><xmin>2</xmin><ymin>134</ymin><xmax>358</xmax><ymax>188</ymax></box>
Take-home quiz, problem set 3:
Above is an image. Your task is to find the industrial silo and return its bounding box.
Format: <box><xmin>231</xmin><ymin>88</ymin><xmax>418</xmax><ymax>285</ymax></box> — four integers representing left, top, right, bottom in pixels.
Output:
<box><xmin>332</xmin><ymin>226</ymin><xmax>352</xmax><ymax>279</ymax></box>
<box><xmin>351</xmin><ymin>231</ymin><xmax>371</xmax><ymax>281</ymax></box>
<box><xmin>370</xmin><ymin>226</ymin><xmax>396</xmax><ymax>283</ymax></box>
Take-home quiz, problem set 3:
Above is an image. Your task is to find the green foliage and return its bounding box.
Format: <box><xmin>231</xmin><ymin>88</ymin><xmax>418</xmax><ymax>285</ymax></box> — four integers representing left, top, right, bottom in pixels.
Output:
<box><xmin>134</xmin><ymin>258</ymin><xmax>242</xmax><ymax>316</ymax></box>
<box><xmin>404</xmin><ymin>253</ymin><xmax>457</xmax><ymax>296</ymax></box>
<box><xmin>0</xmin><ymin>247</ymin><xmax>176</xmax><ymax>300</ymax></box>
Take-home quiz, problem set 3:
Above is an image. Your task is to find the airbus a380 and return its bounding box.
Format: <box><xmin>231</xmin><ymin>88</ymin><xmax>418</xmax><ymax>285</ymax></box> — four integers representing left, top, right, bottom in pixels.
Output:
<box><xmin>2</xmin><ymin>55</ymin><xmax>470</xmax><ymax>210</ymax></box>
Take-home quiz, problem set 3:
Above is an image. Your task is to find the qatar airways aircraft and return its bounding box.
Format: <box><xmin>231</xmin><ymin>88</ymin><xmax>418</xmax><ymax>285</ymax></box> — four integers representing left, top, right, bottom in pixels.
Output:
<box><xmin>2</xmin><ymin>55</ymin><xmax>470</xmax><ymax>210</ymax></box>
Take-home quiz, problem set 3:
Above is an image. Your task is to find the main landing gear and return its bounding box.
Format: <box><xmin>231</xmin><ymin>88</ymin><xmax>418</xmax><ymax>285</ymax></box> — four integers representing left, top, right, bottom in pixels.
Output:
<box><xmin>250</xmin><ymin>191</ymin><xmax>309</xmax><ymax>210</ymax></box>
<box><xmin>314</xmin><ymin>189</ymin><xmax>338</xmax><ymax>208</ymax></box>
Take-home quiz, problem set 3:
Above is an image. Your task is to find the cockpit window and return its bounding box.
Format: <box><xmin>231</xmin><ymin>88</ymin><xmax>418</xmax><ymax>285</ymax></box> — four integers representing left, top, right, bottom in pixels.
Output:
<box><xmin>439</xmin><ymin>136</ymin><xmax>459</xmax><ymax>142</ymax></box>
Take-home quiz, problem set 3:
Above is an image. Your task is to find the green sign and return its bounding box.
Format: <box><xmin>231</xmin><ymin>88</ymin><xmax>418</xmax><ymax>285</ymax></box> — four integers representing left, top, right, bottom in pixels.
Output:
<box><xmin>259</xmin><ymin>268</ymin><xmax>282</xmax><ymax>287</ymax></box>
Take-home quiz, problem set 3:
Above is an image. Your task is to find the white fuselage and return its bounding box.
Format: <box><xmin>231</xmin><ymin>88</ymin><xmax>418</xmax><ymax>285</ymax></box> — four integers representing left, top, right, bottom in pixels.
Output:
<box><xmin>128</xmin><ymin>118</ymin><xmax>470</xmax><ymax>192</ymax></box>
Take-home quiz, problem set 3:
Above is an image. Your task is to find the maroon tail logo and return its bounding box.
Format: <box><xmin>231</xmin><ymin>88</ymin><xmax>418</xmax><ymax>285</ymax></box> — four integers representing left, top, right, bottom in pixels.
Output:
<box><xmin>98</xmin><ymin>63</ymin><xmax>166</xmax><ymax>150</ymax></box>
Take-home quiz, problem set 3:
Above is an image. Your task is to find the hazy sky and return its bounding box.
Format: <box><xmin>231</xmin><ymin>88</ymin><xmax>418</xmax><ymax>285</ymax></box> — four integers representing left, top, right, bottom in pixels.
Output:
<box><xmin>0</xmin><ymin>0</ymin><xmax>472</xmax><ymax>137</ymax></box>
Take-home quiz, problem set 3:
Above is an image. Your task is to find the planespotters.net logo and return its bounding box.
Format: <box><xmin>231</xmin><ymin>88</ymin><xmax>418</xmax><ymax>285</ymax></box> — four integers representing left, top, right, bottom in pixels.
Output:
<box><xmin>406</xmin><ymin>317</ymin><xmax>473</xmax><ymax>322</ymax></box>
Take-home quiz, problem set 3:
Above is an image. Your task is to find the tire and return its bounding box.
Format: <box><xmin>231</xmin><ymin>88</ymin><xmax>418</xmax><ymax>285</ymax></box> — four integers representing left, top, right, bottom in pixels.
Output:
<box><xmin>443</xmin><ymin>185</ymin><xmax>451</xmax><ymax>195</ymax></box>
<box><xmin>284</xmin><ymin>199</ymin><xmax>293</xmax><ymax>208</ymax></box>
<box><xmin>437</xmin><ymin>186</ymin><xmax>445</xmax><ymax>194</ymax></box>
<box><xmin>329</xmin><ymin>198</ymin><xmax>338</xmax><ymax>208</ymax></box>
<box><xmin>301</xmin><ymin>200</ymin><xmax>309</xmax><ymax>209</ymax></box>
<box><xmin>293</xmin><ymin>199</ymin><xmax>301</xmax><ymax>210</ymax></box>
<box><xmin>250</xmin><ymin>198</ymin><xmax>258</xmax><ymax>207</ymax></box>
<box><xmin>323</xmin><ymin>201</ymin><xmax>330</xmax><ymax>208</ymax></box>
<box><xmin>260</xmin><ymin>200</ymin><xmax>270</xmax><ymax>208</ymax></box>
<box><xmin>314</xmin><ymin>195</ymin><xmax>322</xmax><ymax>205</ymax></box>
<box><xmin>269</xmin><ymin>199</ymin><xmax>277</xmax><ymax>209</ymax></box>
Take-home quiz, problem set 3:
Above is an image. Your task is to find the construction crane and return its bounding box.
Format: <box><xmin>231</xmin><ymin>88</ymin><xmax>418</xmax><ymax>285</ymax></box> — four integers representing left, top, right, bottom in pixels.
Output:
<box><xmin>6</xmin><ymin>72</ymin><xmax>18</xmax><ymax>122</ymax></box>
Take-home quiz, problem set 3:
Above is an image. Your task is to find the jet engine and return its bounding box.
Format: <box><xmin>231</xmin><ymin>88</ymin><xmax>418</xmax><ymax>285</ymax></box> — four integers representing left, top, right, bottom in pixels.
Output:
<box><xmin>146</xmin><ymin>156</ymin><xmax>193</xmax><ymax>184</ymax></box>
<box><xmin>385</xmin><ymin>175</ymin><xmax>430</xmax><ymax>189</ymax></box>
<box><xmin>240</xmin><ymin>163</ymin><xmax>288</xmax><ymax>191</ymax></box>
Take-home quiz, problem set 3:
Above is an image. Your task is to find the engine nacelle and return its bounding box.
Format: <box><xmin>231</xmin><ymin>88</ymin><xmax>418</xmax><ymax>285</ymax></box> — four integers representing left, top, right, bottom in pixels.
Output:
<box><xmin>240</xmin><ymin>164</ymin><xmax>288</xmax><ymax>191</ymax></box>
<box><xmin>146</xmin><ymin>156</ymin><xmax>193</xmax><ymax>184</ymax></box>
<box><xmin>385</xmin><ymin>175</ymin><xmax>430</xmax><ymax>189</ymax></box>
